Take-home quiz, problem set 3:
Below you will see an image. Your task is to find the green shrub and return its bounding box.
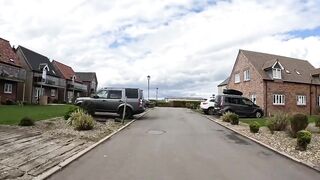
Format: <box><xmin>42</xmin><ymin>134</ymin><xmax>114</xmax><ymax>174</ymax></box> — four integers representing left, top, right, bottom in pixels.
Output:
<box><xmin>229</xmin><ymin>114</ymin><xmax>239</xmax><ymax>125</ymax></box>
<box><xmin>68</xmin><ymin>109</ymin><xmax>94</xmax><ymax>131</ymax></box>
<box><xmin>80</xmin><ymin>100</ymin><xmax>96</xmax><ymax>116</ymax></box>
<box><xmin>314</xmin><ymin>115</ymin><xmax>320</xmax><ymax>128</ymax></box>
<box><xmin>64</xmin><ymin>106</ymin><xmax>79</xmax><ymax>120</ymax></box>
<box><xmin>290</xmin><ymin>113</ymin><xmax>309</xmax><ymax>137</ymax></box>
<box><xmin>249</xmin><ymin>122</ymin><xmax>260</xmax><ymax>133</ymax></box>
<box><xmin>19</xmin><ymin>117</ymin><xmax>35</xmax><ymax>126</ymax></box>
<box><xmin>222</xmin><ymin>112</ymin><xmax>239</xmax><ymax>124</ymax></box>
<box><xmin>296</xmin><ymin>130</ymin><xmax>312</xmax><ymax>151</ymax></box>
<box><xmin>266</xmin><ymin>111</ymin><xmax>289</xmax><ymax>133</ymax></box>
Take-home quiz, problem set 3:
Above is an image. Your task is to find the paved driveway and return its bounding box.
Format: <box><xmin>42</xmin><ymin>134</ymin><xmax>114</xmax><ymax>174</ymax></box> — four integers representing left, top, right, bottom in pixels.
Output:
<box><xmin>49</xmin><ymin>107</ymin><xmax>320</xmax><ymax>180</ymax></box>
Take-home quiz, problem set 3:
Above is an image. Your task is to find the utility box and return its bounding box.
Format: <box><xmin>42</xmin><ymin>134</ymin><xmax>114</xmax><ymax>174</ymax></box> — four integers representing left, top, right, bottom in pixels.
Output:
<box><xmin>39</xmin><ymin>96</ymin><xmax>48</xmax><ymax>105</ymax></box>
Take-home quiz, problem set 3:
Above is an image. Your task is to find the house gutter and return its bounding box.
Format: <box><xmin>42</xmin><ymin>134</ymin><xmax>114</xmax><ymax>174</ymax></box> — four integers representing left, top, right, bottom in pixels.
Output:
<box><xmin>265</xmin><ymin>80</ymin><xmax>268</xmax><ymax>116</ymax></box>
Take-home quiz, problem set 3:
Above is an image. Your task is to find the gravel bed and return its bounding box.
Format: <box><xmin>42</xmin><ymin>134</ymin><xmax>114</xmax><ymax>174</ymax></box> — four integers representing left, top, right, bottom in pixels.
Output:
<box><xmin>28</xmin><ymin>117</ymin><xmax>128</xmax><ymax>142</ymax></box>
<box><xmin>212</xmin><ymin>118</ymin><xmax>320</xmax><ymax>169</ymax></box>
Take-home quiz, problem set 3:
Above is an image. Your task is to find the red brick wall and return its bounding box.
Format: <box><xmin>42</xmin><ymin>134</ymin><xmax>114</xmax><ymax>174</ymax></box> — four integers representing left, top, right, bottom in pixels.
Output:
<box><xmin>227</xmin><ymin>51</ymin><xmax>265</xmax><ymax>109</ymax></box>
<box><xmin>0</xmin><ymin>80</ymin><xmax>17</xmax><ymax>104</ymax></box>
<box><xmin>265</xmin><ymin>81</ymin><xmax>312</xmax><ymax>115</ymax></box>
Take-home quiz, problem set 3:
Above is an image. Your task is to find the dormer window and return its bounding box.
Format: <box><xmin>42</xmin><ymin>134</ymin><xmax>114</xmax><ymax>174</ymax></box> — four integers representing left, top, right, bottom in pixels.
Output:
<box><xmin>273</xmin><ymin>68</ymin><xmax>282</xmax><ymax>79</ymax></box>
<box><xmin>272</xmin><ymin>61</ymin><xmax>284</xmax><ymax>80</ymax></box>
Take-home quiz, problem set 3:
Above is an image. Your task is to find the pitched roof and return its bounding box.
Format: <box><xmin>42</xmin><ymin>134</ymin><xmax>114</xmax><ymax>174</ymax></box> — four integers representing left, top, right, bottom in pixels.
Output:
<box><xmin>311</xmin><ymin>68</ymin><xmax>320</xmax><ymax>76</ymax></box>
<box><xmin>52</xmin><ymin>60</ymin><xmax>82</xmax><ymax>82</ymax></box>
<box><xmin>0</xmin><ymin>38</ymin><xmax>22</xmax><ymax>67</ymax></box>
<box><xmin>240</xmin><ymin>50</ymin><xmax>317</xmax><ymax>84</ymax></box>
<box><xmin>17</xmin><ymin>46</ymin><xmax>58</xmax><ymax>77</ymax></box>
<box><xmin>218</xmin><ymin>77</ymin><xmax>229</xmax><ymax>87</ymax></box>
<box><xmin>75</xmin><ymin>72</ymin><xmax>97</xmax><ymax>82</ymax></box>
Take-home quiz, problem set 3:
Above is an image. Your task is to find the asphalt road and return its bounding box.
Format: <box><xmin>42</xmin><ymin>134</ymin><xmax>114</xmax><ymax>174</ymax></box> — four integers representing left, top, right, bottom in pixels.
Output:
<box><xmin>49</xmin><ymin>107</ymin><xmax>320</xmax><ymax>180</ymax></box>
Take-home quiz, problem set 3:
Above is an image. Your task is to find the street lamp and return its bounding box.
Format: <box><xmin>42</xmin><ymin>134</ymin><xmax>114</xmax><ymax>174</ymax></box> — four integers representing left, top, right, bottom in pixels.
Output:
<box><xmin>156</xmin><ymin>87</ymin><xmax>158</xmax><ymax>101</ymax></box>
<box><xmin>147</xmin><ymin>75</ymin><xmax>150</xmax><ymax>100</ymax></box>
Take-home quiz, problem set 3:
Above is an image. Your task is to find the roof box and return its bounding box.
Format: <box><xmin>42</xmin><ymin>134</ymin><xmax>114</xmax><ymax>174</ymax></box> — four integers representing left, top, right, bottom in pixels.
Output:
<box><xmin>223</xmin><ymin>89</ymin><xmax>243</xmax><ymax>96</ymax></box>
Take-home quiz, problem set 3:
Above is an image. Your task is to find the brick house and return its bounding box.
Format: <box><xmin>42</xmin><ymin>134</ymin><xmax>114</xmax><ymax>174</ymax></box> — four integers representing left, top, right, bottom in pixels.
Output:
<box><xmin>0</xmin><ymin>38</ymin><xmax>26</xmax><ymax>104</ymax></box>
<box><xmin>225</xmin><ymin>49</ymin><xmax>320</xmax><ymax>116</ymax></box>
<box><xmin>75</xmin><ymin>72</ymin><xmax>98</xmax><ymax>97</ymax></box>
<box><xmin>52</xmin><ymin>60</ymin><xmax>87</xmax><ymax>103</ymax></box>
<box><xmin>16</xmin><ymin>46</ymin><xmax>65</xmax><ymax>103</ymax></box>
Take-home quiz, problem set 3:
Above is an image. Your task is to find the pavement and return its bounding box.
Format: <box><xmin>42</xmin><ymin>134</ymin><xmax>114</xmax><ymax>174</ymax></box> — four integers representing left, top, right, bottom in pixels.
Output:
<box><xmin>49</xmin><ymin>107</ymin><xmax>320</xmax><ymax>180</ymax></box>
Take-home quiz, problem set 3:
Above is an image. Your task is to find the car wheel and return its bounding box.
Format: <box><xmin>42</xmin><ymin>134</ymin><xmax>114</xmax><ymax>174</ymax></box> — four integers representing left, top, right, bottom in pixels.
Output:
<box><xmin>255</xmin><ymin>111</ymin><xmax>262</xmax><ymax>118</ymax></box>
<box><xmin>119</xmin><ymin>107</ymin><xmax>133</xmax><ymax>119</ymax></box>
<box><xmin>208</xmin><ymin>108</ymin><xmax>215</xmax><ymax>115</ymax></box>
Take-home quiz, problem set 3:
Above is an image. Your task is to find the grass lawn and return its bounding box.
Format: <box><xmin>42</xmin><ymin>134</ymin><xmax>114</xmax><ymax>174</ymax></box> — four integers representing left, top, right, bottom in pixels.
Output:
<box><xmin>240</xmin><ymin>118</ymin><xmax>267</xmax><ymax>126</ymax></box>
<box><xmin>240</xmin><ymin>115</ymin><xmax>318</xmax><ymax>127</ymax></box>
<box><xmin>0</xmin><ymin>104</ymin><xmax>74</xmax><ymax>125</ymax></box>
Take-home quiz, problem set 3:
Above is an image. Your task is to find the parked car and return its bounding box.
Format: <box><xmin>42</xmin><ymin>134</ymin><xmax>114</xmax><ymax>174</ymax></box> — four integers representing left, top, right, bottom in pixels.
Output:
<box><xmin>200</xmin><ymin>98</ymin><xmax>216</xmax><ymax>115</ymax></box>
<box><xmin>75</xmin><ymin>87</ymin><xmax>145</xmax><ymax>118</ymax></box>
<box><xmin>215</xmin><ymin>94</ymin><xmax>263</xmax><ymax>118</ymax></box>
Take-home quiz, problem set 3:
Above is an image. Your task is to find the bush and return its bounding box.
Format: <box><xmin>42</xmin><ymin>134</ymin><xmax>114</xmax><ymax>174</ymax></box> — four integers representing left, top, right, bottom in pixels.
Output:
<box><xmin>249</xmin><ymin>122</ymin><xmax>260</xmax><ymax>133</ymax></box>
<box><xmin>68</xmin><ymin>109</ymin><xmax>94</xmax><ymax>131</ymax></box>
<box><xmin>64</xmin><ymin>106</ymin><xmax>79</xmax><ymax>120</ymax></box>
<box><xmin>80</xmin><ymin>100</ymin><xmax>96</xmax><ymax>115</ymax></box>
<box><xmin>266</xmin><ymin>111</ymin><xmax>289</xmax><ymax>133</ymax></box>
<box><xmin>222</xmin><ymin>112</ymin><xmax>239</xmax><ymax>124</ymax></box>
<box><xmin>314</xmin><ymin>115</ymin><xmax>320</xmax><ymax>128</ymax></box>
<box><xmin>296</xmin><ymin>130</ymin><xmax>312</xmax><ymax>151</ymax></box>
<box><xmin>19</xmin><ymin>117</ymin><xmax>35</xmax><ymax>126</ymax></box>
<box><xmin>290</xmin><ymin>113</ymin><xmax>309</xmax><ymax>137</ymax></box>
<box><xmin>229</xmin><ymin>114</ymin><xmax>239</xmax><ymax>125</ymax></box>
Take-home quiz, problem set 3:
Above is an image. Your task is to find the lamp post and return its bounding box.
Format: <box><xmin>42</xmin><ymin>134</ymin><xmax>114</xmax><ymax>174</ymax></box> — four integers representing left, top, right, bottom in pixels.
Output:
<box><xmin>147</xmin><ymin>75</ymin><xmax>150</xmax><ymax>100</ymax></box>
<box><xmin>156</xmin><ymin>87</ymin><xmax>158</xmax><ymax>101</ymax></box>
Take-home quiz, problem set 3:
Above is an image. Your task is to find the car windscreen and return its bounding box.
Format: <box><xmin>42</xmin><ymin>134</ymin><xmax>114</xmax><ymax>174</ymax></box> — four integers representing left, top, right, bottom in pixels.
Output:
<box><xmin>125</xmin><ymin>88</ymin><xmax>139</xmax><ymax>98</ymax></box>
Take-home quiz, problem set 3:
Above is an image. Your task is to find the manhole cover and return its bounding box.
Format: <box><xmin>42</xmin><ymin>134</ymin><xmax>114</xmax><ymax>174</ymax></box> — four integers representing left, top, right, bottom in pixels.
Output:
<box><xmin>147</xmin><ymin>129</ymin><xmax>166</xmax><ymax>135</ymax></box>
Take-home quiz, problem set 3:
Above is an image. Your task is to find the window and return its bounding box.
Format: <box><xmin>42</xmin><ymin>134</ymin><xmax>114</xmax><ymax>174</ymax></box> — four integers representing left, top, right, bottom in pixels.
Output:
<box><xmin>244</xmin><ymin>70</ymin><xmax>250</xmax><ymax>81</ymax></box>
<box><xmin>251</xmin><ymin>94</ymin><xmax>257</xmax><ymax>104</ymax></box>
<box><xmin>235</xmin><ymin>73</ymin><xmax>240</xmax><ymax>83</ymax></box>
<box><xmin>108</xmin><ymin>90</ymin><xmax>122</xmax><ymax>99</ymax></box>
<box><xmin>96</xmin><ymin>90</ymin><xmax>108</xmax><ymax>98</ymax></box>
<box><xmin>241</xmin><ymin>98</ymin><xmax>253</xmax><ymax>106</ymax></box>
<box><xmin>4</xmin><ymin>83</ymin><xmax>12</xmax><ymax>94</ymax></box>
<box><xmin>297</xmin><ymin>95</ymin><xmax>306</xmax><ymax>106</ymax></box>
<box><xmin>272</xmin><ymin>68</ymin><xmax>282</xmax><ymax>79</ymax></box>
<box><xmin>225</xmin><ymin>97</ymin><xmax>240</xmax><ymax>104</ymax></box>
<box><xmin>273</xmin><ymin>94</ymin><xmax>285</xmax><ymax>105</ymax></box>
<box><xmin>51</xmin><ymin>89</ymin><xmax>56</xmax><ymax>97</ymax></box>
<box><xmin>125</xmin><ymin>88</ymin><xmax>139</xmax><ymax>98</ymax></box>
<box><xmin>318</xmin><ymin>96</ymin><xmax>320</xmax><ymax>107</ymax></box>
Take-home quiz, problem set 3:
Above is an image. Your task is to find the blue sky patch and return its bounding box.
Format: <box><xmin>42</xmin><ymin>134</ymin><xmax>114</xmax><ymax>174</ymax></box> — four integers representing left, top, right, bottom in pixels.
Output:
<box><xmin>287</xmin><ymin>27</ymin><xmax>320</xmax><ymax>38</ymax></box>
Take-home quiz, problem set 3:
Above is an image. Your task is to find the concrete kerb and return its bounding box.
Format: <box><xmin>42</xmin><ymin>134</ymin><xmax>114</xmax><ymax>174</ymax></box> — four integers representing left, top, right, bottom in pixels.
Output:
<box><xmin>34</xmin><ymin>110</ymin><xmax>150</xmax><ymax>180</ymax></box>
<box><xmin>203</xmin><ymin>115</ymin><xmax>320</xmax><ymax>173</ymax></box>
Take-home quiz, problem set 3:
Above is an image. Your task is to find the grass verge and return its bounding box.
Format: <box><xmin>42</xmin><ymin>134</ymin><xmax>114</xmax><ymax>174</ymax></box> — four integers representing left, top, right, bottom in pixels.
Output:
<box><xmin>0</xmin><ymin>104</ymin><xmax>74</xmax><ymax>125</ymax></box>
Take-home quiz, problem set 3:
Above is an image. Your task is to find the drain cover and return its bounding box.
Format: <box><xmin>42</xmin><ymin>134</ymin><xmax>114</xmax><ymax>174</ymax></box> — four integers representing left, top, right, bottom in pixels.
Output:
<box><xmin>147</xmin><ymin>129</ymin><xmax>166</xmax><ymax>135</ymax></box>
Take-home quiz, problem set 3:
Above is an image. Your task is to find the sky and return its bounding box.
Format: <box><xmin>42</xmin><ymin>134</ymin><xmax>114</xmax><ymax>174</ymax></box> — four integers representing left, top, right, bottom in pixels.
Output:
<box><xmin>1</xmin><ymin>0</ymin><xmax>320</xmax><ymax>99</ymax></box>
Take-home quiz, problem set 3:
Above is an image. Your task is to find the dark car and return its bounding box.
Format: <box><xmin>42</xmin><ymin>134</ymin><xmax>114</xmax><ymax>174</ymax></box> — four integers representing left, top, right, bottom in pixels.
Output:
<box><xmin>214</xmin><ymin>94</ymin><xmax>264</xmax><ymax>118</ymax></box>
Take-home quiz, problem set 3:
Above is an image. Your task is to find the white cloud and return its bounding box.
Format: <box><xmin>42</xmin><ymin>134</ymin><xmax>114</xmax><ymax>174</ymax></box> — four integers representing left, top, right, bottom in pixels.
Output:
<box><xmin>1</xmin><ymin>0</ymin><xmax>320</xmax><ymax>99</ymax></box>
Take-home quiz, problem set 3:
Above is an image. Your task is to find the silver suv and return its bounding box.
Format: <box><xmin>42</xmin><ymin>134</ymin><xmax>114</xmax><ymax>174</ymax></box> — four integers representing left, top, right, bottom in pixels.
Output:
<box><xmin>75</xmin><ymin>87</ymin><xmax>145</xmax><ymax>118</ymax></box>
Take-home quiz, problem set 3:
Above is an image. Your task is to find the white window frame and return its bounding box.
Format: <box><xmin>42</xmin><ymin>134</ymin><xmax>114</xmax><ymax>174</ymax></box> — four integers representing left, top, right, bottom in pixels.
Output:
<box><xmin>244</xmin><ymin>70</ymin><xmax>250</xmax><ymax>81</ymax></box>
<box><xmin>51</xmin><ymin>89</ymin><xmax>56</xmax><ymax>97</ymax></box>
<box><xmin>273</xmin><ymin>94</ymin><xmax>285</xmax><ymax>105</ymax></box>
<box><xmin>4</xmin><ymin>83</ymin><xmax>13</xmax><ymax>94</ymax></box>
<box><xmin>251</xmin><ymin>94</ymin><xmax>257</xmax><ymax>104</ymax></box>
<box><xmin>235</xmin><ymin>73</ymin><xmax>240</xmax><ymax>83</ymax></box>
<box><xmin>272</xmin><ymin>68</ymin><xmax>282</xmax><ymax>79</ymax></box>
<box><xmin>297</xmin><ymin>95</ymin><xmax>306</xmax><ymax>106</ymax></box>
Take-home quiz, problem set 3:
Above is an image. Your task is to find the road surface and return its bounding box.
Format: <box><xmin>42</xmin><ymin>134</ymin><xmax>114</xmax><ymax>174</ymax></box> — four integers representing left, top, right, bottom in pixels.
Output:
<box><xmin>49</xmin><ymin>107</ymin><xmax>320</xmax><ymax>180</ymax></box>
